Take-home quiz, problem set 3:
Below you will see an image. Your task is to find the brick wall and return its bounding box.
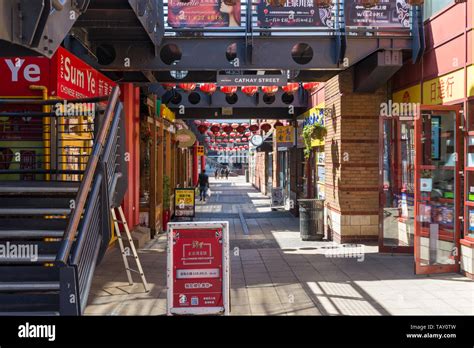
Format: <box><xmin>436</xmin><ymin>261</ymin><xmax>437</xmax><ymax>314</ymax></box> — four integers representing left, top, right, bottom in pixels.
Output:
<box><xmin>253</xmin><ymin>151</ymin><xmax>268</xmax><ymax>195</ymax></box>
<box><xmin>324</xmin><ymin>67</ymin><xmax>386</xmax><ymax>244</ymax></box>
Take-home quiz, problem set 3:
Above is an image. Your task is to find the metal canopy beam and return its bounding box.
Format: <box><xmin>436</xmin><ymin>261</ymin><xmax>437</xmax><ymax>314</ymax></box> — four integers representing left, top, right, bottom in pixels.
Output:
<box><xmin>354</xmin><ymin>50</ymin><xmax>403</xmax><ymax>93</ymax></box>
<box><xmin>158</xmin><ymin>89</ymin><xmax>308</xmax><ymax>109</ymax></box>
<box><xmin>0</xmin><ymin>0</ymin><xmax>90</xmax><ymax>58</ymax></box>
<box><xmin>173</xmin><ymin>107</ymin><xmax>302</xmax><ymax>120</ymax></box>
<box><xmin>84</xmin><ymin>36</ymin><xmax>411</xmax><ymax>71</ymax></box>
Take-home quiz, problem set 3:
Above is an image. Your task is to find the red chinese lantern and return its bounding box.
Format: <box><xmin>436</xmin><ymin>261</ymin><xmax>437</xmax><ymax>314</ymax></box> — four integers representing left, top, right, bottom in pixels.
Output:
<box><xmin>249</xmin><ymin>124</ymin><xmax>259</xmax><ymax>132</ymax></box>
<box><xmin>200</xmin><ymin>83</ymin><xmax>217</xmax><ymax>94</ymax></box>
<box><xmin>242</xmin><ymin>122</ymin><xmax>249</xmax><ymax>128</ymax></box>
<box><xmin>242</xmin><ymin>137</ymin><xmax>247</xmax><ymax>142</ymax></box>
<box><xmin>262</xmin><ymin>86</ymin><xmax>279</xmax><ymax>95</ymax></box>
<box><xmin>236</xmin><ymin>138</ymin><xmax>241</xmax><ymax>143</ymax></box>
<box><xmin>274</xmin><ymin>121</ymin><xmax>284</xmax><ymax>128</ymax></box>
<box><xmin>241</xmin><ymin>86</ymin><xmax>258</xmax><ymax>96</ymax></box>
<box><xmin>231</xmin><ymin>123</ymin><xmax>239</xmax><ymax>129</ymax></box>
<box><xmin>221</xmin><ymin>132</ymin><xmax>228</xmax><ymax>137</ymax></box>
<box><xmin>203</xmin><ymin>121</ymin><xmax>211</xmax><ymax>127</ymax></box>
<box><xmin>230</xmin><ymin>132</ymin><xmax>237</xmax><ymax>137</ymax></box>
<box><xmin>197</xmin><ymin>125</ymin><xmax>208</xmax><ymax>134</ymax></box>
<box><xmin>236</xmin><ymin>125</ymin><xmax>246</xmax><ymax>133</ymax></box>
<box><xmin>222</xmin><ymin>125</ymin><xmax>233</xmax><ymax>133</ymax></box>
<box><xmin>260</xmin><ymin>123</ymin><xmax>271</xmax><ymax>132</ymax></box>
<box><xmin>210</xmin><ymin>125</ymin><xmax>220</xmax><ymax>133</ymax></box>
<box><xmin>194</xmin><ymin>120</ymin><xmax>202</xmax><ymax>125</ymax></box>
<box><xmin>223</xmin><ymin>138</ymin><xmax>229</xmax><ymax>143</ymax></box>
<box><xmin>206</xmin><ymin>130</ymin><xmax>213</xmax><ymax>136</ymax></box>
<box><xmin>282</xmin><ymin>83</ymin><xmax>299</xmax><ymax>94</ymax></box>
<box><xmin>214</xmin><ymin>131</ymin><xmax>221</xmax><ymax>137</ymax></box>
<box><xmin>244</xmin><ymin>131</ymin><xmax>251</xmax><ymax>137</ymax></box>
<box><xmin>216</xmin><ymin>139</ymin><xmax>222</xmax><ymax>143</ymax></box>
<box><xmin>302</xmin><ymin>82</ymin><xmax>320</xmax><ymax>92</ymax></box>
<box><xmin>162</xmin><ymin>83</ymin><xmax>176</xmax><ymax>90</ymax></box>
<box><xmin>229</xmin><ymin>138</ymin><xmax>235</xmax><ymax>143</ymax></box>
<box><xmin>220</xmin><ymin>86</ymin><xmax>238</xmax><ymax>95</ymax></box>
<box><xmin>244</xmin><ymin>145</ymin><xmax>249</xmax><ymax>149</ymax></box>
<box><xmin>178</xmin><ymin>83</ymin><xmax>196</xmax><ymax>92</ymax></box>
<box><xmin>204</xmin><ymin>138</ymin><xmax>210</xmax><ymax>143</ymax></box>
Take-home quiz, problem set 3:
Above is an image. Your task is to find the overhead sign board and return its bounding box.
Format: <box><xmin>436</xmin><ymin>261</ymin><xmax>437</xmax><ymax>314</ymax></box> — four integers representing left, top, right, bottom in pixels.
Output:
<box><xmin>167</xmin><ymin>221</ymin><xmax>230</xmax><ymax>315</ymax></box>
<box><xmin>217</xmin><ymin>74</ymin><xmax>287</xmax><ymax>86</ymax></box>
<box><xmin>344</xmin><ymin>0</ymin><xmax>410</xmax><ymax>28</ymax></box>
<box><xmin>175</xmin><ymin>188</ymin><xmax>196</xmax><ymax>218</ymax></box>
<box><xmin>167</xmin><ymin>0</ymin><xmax>241</xmax><ymax>28</ymax></box>
<box><xmin>257</xmin><ymin>0</ymin><xmax>334</xmax><ymax>28</ymax></box>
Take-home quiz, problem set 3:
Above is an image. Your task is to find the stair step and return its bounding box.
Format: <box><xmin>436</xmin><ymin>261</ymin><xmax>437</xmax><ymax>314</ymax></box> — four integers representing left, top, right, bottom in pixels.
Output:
<box><xmin>0</xmin><ymin>282</ymin><xmax>60</xmax><ymax>291</ymax></box>
<box><xmin>0</xmin><ymin>208</ymin><xmax>71</xmax><ymax>215</ymax></box>
<box><xmin>0</xmin><ymin>230</ymin><xmax>64</xmax><ymax>239</ymax></box>
<box><xmin>0</xmin><ymin>293</ymin><xmax>59</xmax><ymax>312</ymax></box>
<box><xmin>0</xmin><ymin>181</ymin><xmax>79</xmax><ymax>195</ymax></box>
<box><xmin>0</xmin><ymin>218</ymin><xmax>68</xmax><ymax>230</ymax></box>
<box><xmin>0</xmin><ymin>266</ymin><xmax>59</xmax><ymax>282</ymax></box>
<box><xmin>0</xmin><ymin>197</ymin><xmax>75</xmax><ymax>209</ymax></box>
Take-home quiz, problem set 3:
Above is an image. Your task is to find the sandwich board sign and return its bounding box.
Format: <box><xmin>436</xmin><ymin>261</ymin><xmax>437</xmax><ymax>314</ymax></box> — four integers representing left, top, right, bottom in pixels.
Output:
<box><xmin>271</xmin><ymin>187</ymin><xmax>284</xmax><ymax>208</ymax></box>
<box><xmin>167</xmin><ymin>221</ymin><xmax>230</xmax><ymax>315</ymax></box>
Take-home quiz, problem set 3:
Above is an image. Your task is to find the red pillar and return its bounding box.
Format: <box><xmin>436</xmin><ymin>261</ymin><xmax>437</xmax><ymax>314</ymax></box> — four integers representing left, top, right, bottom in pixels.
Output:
<box><xmin>121</xmin><ymin>83</ymin><xmax>140</xmax><ymax>228</ymax></box>
<box><xmin>193</xmin><ymin>142</ymin><xmax>199</xmax><ymax>186</ymax></box>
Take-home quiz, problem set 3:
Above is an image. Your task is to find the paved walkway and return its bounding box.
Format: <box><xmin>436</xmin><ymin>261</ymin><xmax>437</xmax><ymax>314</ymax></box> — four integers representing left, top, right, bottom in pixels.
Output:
<box><xmin>85</xmin><ymin>176</ymin><xmax>474</xmax><ymax>315</ymax></box>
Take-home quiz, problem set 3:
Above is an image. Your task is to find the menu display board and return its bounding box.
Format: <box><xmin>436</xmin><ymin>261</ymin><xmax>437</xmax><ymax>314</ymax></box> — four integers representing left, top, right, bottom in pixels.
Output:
<box><xmin>174</xmin><ymin>188</ymin><xmax>196</xmax><ymax>218</ymax></box>
<box><xmin>167</xmin><ymin>221</ymin><xmax>230</xmax><ymax>315</ymax></box>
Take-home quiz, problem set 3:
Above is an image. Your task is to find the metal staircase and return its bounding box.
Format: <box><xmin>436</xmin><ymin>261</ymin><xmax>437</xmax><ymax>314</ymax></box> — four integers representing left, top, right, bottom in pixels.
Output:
<box><xmin>0</xmin><ymin>86</ymin><xmax>127</xmax><ymax>315</ymax></box>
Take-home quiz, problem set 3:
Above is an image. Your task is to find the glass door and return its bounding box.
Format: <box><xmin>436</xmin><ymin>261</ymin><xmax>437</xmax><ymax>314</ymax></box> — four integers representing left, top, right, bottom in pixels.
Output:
<box><xmin>379</xmin><ymin>117</ymin><xmax>415</xmax><ymax>253</ymax></box>
<box><xmin>414</xmin><ymin>106</ymin><xmax>462</xmax><ymax>275</ymax></box>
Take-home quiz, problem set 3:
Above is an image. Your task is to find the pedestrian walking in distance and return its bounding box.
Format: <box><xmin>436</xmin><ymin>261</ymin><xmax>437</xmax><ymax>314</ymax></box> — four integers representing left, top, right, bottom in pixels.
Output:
<box><xmin>197</xmin><ymin>169</ymin><xmax>209</xmax><ymax>202</ymax></box>
<box><xmin>214</xmin><ymin>168</ymin><xmax>218</xmax><ymax>179</ymax></box>
<box><xmin>225</xmin><ymin>168</ymin><xmax>229</xmax><ymax>179</ymax></box>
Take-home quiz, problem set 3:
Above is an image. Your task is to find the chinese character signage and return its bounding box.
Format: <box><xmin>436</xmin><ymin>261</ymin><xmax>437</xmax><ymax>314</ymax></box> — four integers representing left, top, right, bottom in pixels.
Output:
<box><xmin>275</xmin><ymin>125</ymin><xmax>295</xmax><ymax>148</ymax></box>
<box><xmin>167</xmin><ymin>0</ymin><xmax>241</xmax><ymax>28</ymax></box>
<box><xmin>175</xmin><ymin>188</ymin><xmax>196</xmax><ymax>218</ymax></box>
<box><xmin>167</xmin><ymin>221</ymin><xmax>230</xmax><ymax>315</ymax></box>
<box><xmin>257</xmin><ymin>0</ymin><xmax>334</xmax><ymax>27</ymax></box>
<box><xmin>344</xmin><ymin>0</ymin><xmax>410</xmax><ymax>28</ymax></box>
<box><xmin>422</xmin><ymin>69</ymin><xmax>464</xmax><ymax>105</ymax></box>
<box><xmin>196</xmin><ymin>145</ymin><xmax>205</xmax><ymax>156</ymax></box>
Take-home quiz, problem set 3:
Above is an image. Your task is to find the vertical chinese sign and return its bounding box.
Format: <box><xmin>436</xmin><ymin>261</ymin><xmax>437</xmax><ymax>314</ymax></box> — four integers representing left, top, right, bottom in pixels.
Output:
<box><xmin>167</xmin><ymin>0</ymin><xmax>241</xmax><ymax>28</ymax></box>
<box><xmin>167</xmin><ymin>221</ymin><xmax>230</xmax><ymax>315</ymax></box>
<box><xmin>275</xmin><ymin>125</ymin><xmax>295</xmax><ymax>148</ymax></box>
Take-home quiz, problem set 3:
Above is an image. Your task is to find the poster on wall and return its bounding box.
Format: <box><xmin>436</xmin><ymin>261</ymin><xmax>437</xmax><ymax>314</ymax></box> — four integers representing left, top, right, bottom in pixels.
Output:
<box><xmin>271</xmin><ymin>187</ymin><xmax>284</xmax><ymax>207</ymax></box>
<box><xmin>344</xmin><ymin>0</ymin><xmax>410</xmax><ymax>28</ymax></box>
<box><xmin>167</xmin><ymin>0</ymin><xmax>241</xmax><ymax>28</ymax></box>
<box><xmin>257</xmin><ymin>0</ymin><xmax>334</xmax><ymax>27</ymax></box>
<box><xmin>167</xmin><ymin>221</ymin><xmax>230</xmax><ymax>315</ymax></box>
<box><xmin>175</xmin><ymin>188</ymin><xmax>196</xmax><ymax>218</ymax></box>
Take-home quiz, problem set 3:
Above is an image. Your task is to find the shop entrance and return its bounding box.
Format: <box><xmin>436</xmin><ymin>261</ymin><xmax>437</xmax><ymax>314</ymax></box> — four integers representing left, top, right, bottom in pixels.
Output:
<box><xmin>414</xmin><ymin>105</ymin><xmax>462</xmax><ymax>275</ymax></box>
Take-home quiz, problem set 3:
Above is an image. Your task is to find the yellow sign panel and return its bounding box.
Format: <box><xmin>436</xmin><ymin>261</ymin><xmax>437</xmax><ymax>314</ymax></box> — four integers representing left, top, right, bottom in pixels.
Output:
<box><xmin>275</xmin><ymin>126</ymin><xmax>294</xmax><ymax>147</ymax></box>
<box><xmin>467</xmin><ymin>65</ymin><xmax>474</xmax><ymax>97</ymax></box>
<box><xmin>393</xmin><ymin>84</ymin><xmax>421</xmax><ymax>104</ymax></box>
<box><xmin>197</xmin><ymin>145</ymin><xmax>204</xmax><ymax>156</ymax></box>
<box><xmin>175</xmin><ymin>188</ymin><xmax>195</xmax><ymax>217</ymax></box>
<box><xmin>422</xmin><ymin>69</ymin><xmax>465</xmax><ymax>105</ymax></box>
<box><xmin>161</xmin><ymin>104</ymin><xmax>175</xmax><ymax>122</ymax></box>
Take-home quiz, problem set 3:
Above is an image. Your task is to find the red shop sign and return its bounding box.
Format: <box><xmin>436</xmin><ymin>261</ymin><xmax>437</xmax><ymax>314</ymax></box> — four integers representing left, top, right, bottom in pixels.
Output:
<box><xmin>167</xmin><ymin>222</ymin><xmax>230</xmax><ymax>315</ymax></box>
<box><xmin>0</xmin><ymin>47</ymin><xmax>115</xmax><ymax>99</ymax></box>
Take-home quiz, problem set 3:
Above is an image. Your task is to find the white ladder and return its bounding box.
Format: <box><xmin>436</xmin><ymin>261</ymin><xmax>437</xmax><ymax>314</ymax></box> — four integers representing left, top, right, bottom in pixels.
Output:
<box><xmin>111</xmin><ymin>206</ymin><xmax>149</xmax><ymax>292</ymax></box>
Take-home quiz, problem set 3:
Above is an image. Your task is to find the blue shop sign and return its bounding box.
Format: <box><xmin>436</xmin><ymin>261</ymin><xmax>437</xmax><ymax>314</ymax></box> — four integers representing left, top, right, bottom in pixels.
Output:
<box><xmin>303</xmin><ymin>108</ymin><xmax>325</xmax><ymax>127</ymax></box>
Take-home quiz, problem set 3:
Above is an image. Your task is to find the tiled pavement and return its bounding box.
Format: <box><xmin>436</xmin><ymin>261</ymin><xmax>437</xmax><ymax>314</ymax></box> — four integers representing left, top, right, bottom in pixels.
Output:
<box><xmin>85</xmin><ymin>176</ymin><xmax>474</xmax><ymax>316</ymax></box>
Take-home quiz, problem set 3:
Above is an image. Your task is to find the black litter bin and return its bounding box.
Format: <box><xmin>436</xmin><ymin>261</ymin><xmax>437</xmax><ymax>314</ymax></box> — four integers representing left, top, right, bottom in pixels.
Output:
<box><xmin>298</xmin><ymin>199</ymin><xmax>324</xmax><ymax>241</ymax></box>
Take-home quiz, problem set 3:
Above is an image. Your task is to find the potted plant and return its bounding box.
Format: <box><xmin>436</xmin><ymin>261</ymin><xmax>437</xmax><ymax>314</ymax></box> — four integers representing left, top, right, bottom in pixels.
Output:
<box><xmin>163</xmin><ymin>175</ymin><xmax>171</xmax><ymax>231</ymax></box>
<box><xmin>302</xmin><ymin>123</ymin><xmax>327</xmax><ymax>159</ymax></box>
